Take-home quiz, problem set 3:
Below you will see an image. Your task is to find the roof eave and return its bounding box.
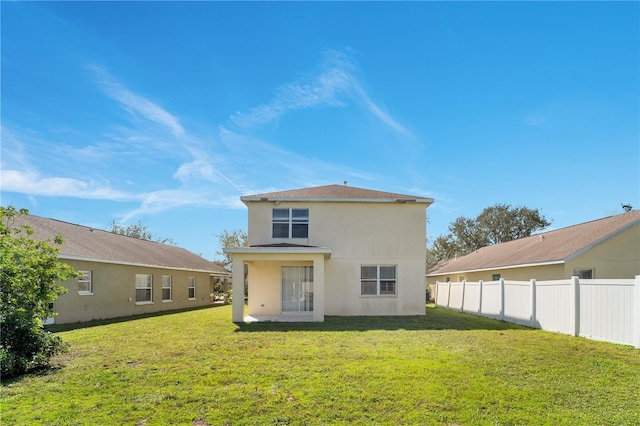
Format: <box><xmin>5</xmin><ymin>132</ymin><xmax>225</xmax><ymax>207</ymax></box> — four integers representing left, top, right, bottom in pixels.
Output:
<box><xmin>425</xmin><ymin>259</ymin><xmax>565</xmax><ymax>277</ymax></box>
<box><xmin>224</xmin><ymin>246</ymin><xmax>332</xmax><ymax>259</ymax></box>
<box><xmin>241</xmin><ymin>196</ymin><xmax>434</xmax><ymax>205</ymax></box>
<box><xmin>58</xmin><ymin>254</ymin><xmax>229</xmax><ymax>275</ymax></box>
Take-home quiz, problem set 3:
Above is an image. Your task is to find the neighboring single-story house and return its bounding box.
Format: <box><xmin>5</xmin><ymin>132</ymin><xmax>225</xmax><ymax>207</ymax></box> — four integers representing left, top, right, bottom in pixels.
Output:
<box><xmin>224</xmin><ymin>184</ymin><xmax>434</xmax><ymax>322</ymax></box>
<box><xmin>426</xmin><ymin>210</ymin><xmax>640</xmax><ymax>286</ymax></box>
<box><xmin>12</xmin><ymin>213</ymin><xmax>229</xmax><ymax>324</ymax></box>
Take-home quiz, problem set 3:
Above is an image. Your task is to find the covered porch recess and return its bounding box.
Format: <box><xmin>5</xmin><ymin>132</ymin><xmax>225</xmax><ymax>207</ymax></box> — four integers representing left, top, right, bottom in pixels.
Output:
<box><xmin>224</xmin><ymin>245</ymin><xmax>332</xmax><ymax>322</ymax></box>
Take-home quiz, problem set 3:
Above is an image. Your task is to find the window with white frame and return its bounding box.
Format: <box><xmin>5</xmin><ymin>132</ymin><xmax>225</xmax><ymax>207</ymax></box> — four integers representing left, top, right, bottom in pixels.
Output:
<box><xmin>78</xmin><ymin>271</ymin><xmax>93</xmax><ymax>294</ymax></box>
<box><xmin>361</xmin><ymin>265</ymin><xmax>397</xmax><ymax>296</ymax></box>
<box><xmin>135</xmin><ymin>274</ymin><xmax>153</xmax><ymax>303</ymax></box>
<box><xmin>272</xmin><ymin>208</ymin><xmax>309</xmax><ymax>238</ymax></box>
<box><xmin>188</xmin><ymin>277</ymin><xmax>196</xmax><ymax>300</ymax></box>
<box><xmin>162</xmin><ymin>275</ymin><xmax>172</xmax><ymax>301</ymax></box>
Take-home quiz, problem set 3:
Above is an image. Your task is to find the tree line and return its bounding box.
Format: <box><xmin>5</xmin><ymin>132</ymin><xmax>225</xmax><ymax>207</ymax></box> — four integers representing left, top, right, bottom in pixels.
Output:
<box><xmin>427</xmin><ymin>204</ymin><xmax>551</xmax><ymax>267</ymax></box>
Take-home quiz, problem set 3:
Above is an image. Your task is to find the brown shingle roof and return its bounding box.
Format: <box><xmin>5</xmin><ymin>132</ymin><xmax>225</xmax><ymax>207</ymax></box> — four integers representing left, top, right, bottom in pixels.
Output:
<box><xmin>242</xmin><ymin>184</ymin><xmax>433</xmax><ymax>204</ymax></box>
<box><xmin>11</xmin><ymin>214</ymin><xmax>228</xmax><ymax>274</ymax></box>
<box><xmin>427</xmin><ymin>210</ymin><xmax>640</xmax><ymax>275</ymax></box>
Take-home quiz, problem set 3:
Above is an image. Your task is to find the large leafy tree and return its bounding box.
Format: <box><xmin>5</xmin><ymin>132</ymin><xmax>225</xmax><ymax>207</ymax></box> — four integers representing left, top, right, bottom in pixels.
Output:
<box><xmin>215</xmin><ymin>229</ymin><xmax>248</xmax><ymax>270</ymax></box>
<box><xmin>427</xmin><ymin>204</ymin><xmax>551</xmax><ymax>266</ymax></box>
<box><xmin>108</xmin><ymin>220</ymin><xmax>176</xmax><ymax>245</ymax></box>
<box><xmin>1</xmin><ymin>207</ymin><xmax>78</xmax><ymax>376</ymax></box>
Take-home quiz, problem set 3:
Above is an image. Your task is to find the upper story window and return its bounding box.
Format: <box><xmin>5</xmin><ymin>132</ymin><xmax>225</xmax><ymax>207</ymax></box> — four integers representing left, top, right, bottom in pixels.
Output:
<box><xmin>272</xmin><ymin>208</ymin><xmax>309</xmax><ymax>238</ymax></box>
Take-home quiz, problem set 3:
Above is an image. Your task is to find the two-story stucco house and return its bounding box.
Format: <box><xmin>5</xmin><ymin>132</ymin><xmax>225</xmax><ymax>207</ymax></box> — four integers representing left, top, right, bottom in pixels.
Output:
<box><xmin>224</xmin><ymin>184</ymin><xmax>434</xmax><ymax>322</ymax></box>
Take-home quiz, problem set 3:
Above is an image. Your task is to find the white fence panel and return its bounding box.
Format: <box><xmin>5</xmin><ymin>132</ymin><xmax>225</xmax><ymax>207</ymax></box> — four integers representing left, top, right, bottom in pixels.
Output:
<box><xmin>535</xmin><ymin>280</ymin><xmax>574</xmax><ymax>334</ymax></box>
<box><xmin>435</xmin><ymin>281</ymin><xmax>449</xmax><ymax>306</ymax></box>
<box><xmin>448</xmin><ymin>282</ymin><xmax>464</xmax><ymax>310</ymax></box>
<box><xmin>480</xmin><ymin>281</ymin><xmax>502</xmax><ymax>319</ymax></box>
<box><xmin>503</xmin><ymin>281</ymin><xmax>532</xmax><ymax>325</ymax></box>
<box><xmin>434</xmin><ymin>276</ymin><xmax>640</xmax><ymax>348</ymax></box>
<box><xmin>579</xmin><ymin>279</ymin><xmax>635</xmax><ymax>346</ymax></box>
<box><xmin>462</xmin><ymin>281</ymin><xmax>480</xmax><ymax>313</ymax></box>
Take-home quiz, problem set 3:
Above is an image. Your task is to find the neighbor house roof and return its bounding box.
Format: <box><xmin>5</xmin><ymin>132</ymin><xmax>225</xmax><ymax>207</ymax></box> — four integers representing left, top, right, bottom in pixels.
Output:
<box><xmin>11</xmin><ymin>214</ymin><xmax>229</xmax><ymax>275</ymax></box>
<box><xmin>427</xmin><ymin>210</ymin><xmax>640</xmax><ymax>275</ymax></box>
<box><xmin>241</xmin><ymin>184</ymin><xmax>434</xmax><ymax>205</ymax></box>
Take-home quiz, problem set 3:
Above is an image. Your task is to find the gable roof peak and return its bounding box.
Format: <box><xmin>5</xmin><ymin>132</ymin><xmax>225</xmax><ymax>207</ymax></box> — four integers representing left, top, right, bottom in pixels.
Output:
<box><xmin>242</xmin><ymin>184</ymin><xmax>434</xmax><ymax>205</ymax></box>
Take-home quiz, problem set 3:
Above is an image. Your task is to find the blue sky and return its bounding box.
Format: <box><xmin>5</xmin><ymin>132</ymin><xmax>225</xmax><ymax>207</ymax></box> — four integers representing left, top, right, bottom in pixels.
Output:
<box><xmin>2</xmin><ymin>1</ymin><xmax>638</xmax><ymax>261</ymax></box>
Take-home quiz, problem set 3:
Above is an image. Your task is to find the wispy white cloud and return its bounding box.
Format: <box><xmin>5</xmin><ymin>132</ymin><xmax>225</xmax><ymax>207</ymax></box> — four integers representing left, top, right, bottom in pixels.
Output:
<box><xmin>217</xmin><ymin>126</ymin><xmax>364</xmax><ymax>190</ymax></box>
<box><xmin>0</xmin><ymin>170</ymin><xmax>140</xmax><ymax>201</ymax></box>
<box><xmin>229</xmin><ymin>49</ymin><xmax>412</xmax><ymax>137</ymax></box>
<box><xmin>522</xmin><ymin>102</ymin><xmax>561</xmax><ymax>127</ymax></box>
<box><xmin>524</xmin><ymin>114</ymin><xmax>546</xmax><ymax>126</ymax></box>
<box><xmin>354</xmin><ymin>86</ymin><xmax>413</xmax><ymax>137</ymax></box>
<box><xmin>89</xmin><ymin>65</ymin><xmax>185</xmax><ymax>138</ymax></box>
<box><xmin>230</xmin><ymin>50</ymin><xmax>351</xmax><ymax>128</ymax></box>
<box><xmin>120</xmin><ymin>188</ymin><xmax>244</xmax><ymax>222</ymax></box>
<box><xmin>172</xmin><ymin>157</ymin><xmax>243</xmax><ymax>193</ymax></box>
<box><xmin>2</xmin><ymin>55</ymin><xmax>422</xmax><ymax>228</ymax></box>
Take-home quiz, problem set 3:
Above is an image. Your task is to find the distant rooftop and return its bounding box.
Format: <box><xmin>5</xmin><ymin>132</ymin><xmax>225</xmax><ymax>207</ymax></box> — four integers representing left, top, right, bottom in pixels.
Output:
<box><xmin>427</xmin><ymin>210</ymin><xmax>640</xmax><ymax>275</ymax></box>
<box><xmin>11</xmin><ymin>214</ymin><xmax>228</xmax><ymax>275</ymax></box>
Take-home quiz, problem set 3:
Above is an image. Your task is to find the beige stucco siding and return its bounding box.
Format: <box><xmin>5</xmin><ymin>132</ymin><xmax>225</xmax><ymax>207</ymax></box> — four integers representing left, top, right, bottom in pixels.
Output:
<box><xmin>248</xmin><ymin>201</ymin><xmax>426</xmax><ymax>258</ymax></box>
<box><xmin>565</xmin><ymin>223</ymin><xmax>640</xmax><ymax>278</ymax></box>
<box><xmin>324</xmin><ymin>258</ymin><xmax>426</xmax><ymax>316</ymax></box>
<box><xmin>244</xmin><ymin>200</ymin><xmax>427</xmax><ymax>317</ymax></box>
<box><xmin>53</xmin><ymin>259</ymin><xmax>215</xmax><ymax>324</ymax></box>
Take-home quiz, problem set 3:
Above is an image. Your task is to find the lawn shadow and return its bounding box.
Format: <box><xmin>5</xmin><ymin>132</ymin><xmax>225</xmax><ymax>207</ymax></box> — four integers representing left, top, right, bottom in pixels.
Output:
<box><xmin>1</xmin><ymin>363</ymin><xmax>65</xmax><ymax>385</ymax></box>
<box><xmin>46</xmin><ymin>303</ymin><xmax>229</xmax><ymax>332</ymax></box>
<box><xmin>234</xmin><ymin>305</ymin><xmax>533</xmax><ymax>333</ymax></box>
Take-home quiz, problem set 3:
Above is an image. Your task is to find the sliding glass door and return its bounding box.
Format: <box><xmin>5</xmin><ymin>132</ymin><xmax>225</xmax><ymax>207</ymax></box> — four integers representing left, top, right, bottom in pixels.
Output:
<box><xmin>281</xmin><ymin>266</ymin><xmax>314</xmax><ymax>313</ymax></box>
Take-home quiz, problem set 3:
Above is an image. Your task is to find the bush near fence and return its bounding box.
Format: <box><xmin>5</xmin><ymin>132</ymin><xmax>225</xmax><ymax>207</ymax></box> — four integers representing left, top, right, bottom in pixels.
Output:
<box><xmin>435</xmin><ymin>276</ymin><xmax>640</xmax><ymax>348</ymax></box>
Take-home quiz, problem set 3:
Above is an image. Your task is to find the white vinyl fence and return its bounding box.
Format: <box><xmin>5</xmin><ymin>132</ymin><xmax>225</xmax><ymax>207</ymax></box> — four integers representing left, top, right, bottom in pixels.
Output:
<box><xmin>435</xmin><ymin>276</ymin><xmax>640</xmax><ymax>348</ymax></box>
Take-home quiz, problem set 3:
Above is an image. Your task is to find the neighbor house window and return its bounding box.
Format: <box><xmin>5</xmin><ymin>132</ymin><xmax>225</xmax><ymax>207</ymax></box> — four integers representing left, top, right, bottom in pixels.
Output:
<box><xmin>135</xmin><ymin>274</ymin><xmax>153</xmax><ymax>303</ymax></box>
<box><xmin>361</xmin><ymin>265</ymin><xmax>397</xmax><ymax>296</ymax></box>
<box><xmin>272</xmin><ymin>208</ymin><xmax>309</xmax><ymax>238</ymax></box>
<box><xmin>162</xmin><ymin>275</ymin><xmax>172</xmax><ymax>302</ymax></box>
<box><xmin>78</xmin><ymin>271</ymin><xmax>93</xmax><ymax>294</ymax></box>
<box><xmin>188</xmin><ymin>277</ymin><xmax>196</xmax><ymax>300</ymax></box>
<box><xmin>492</xmin><ymin>274</ymin><xmax>501</xmax><ymax>281</ymax></box>
<box><xmin>574</xmin><ymin>269</ymin><xmax>594</xmax><ymax>279</ymax></box>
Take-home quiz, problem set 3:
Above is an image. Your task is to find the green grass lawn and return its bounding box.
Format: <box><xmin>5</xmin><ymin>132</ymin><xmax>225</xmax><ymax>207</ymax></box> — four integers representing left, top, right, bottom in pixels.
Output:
<box><xmin>2</xmin><ymin>305</ymin><xmax>639</xmax><ymax>425</ymax></box>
